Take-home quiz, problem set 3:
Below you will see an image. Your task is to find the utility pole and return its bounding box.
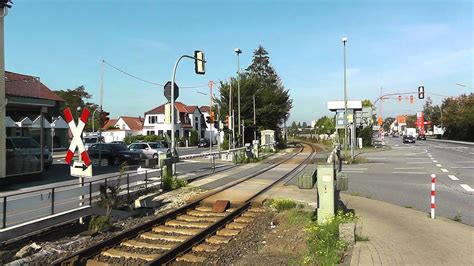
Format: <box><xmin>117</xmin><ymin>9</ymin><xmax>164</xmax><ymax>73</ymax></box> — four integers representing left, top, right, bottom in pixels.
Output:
<box><xmin>209</xmin><ymin>81</ymin><xmax>213</xmax><ymax>168</ymax></box>
<box><xmin>229</xmin><ymin>81</ymin><xmax>232</xmax><ymax>151</ymax></box>
<box><xmin>342</xmin><ymin>37</ymin><xmax>348</xmax><ymax>156</ymax></box>
<box><xmin>99</xmin><ymin>60</ymin><xmax>104</xmax><ymax>162</ymax></box>
<box><xmin>234</xmin><ymin>48</ymin><xmax>242</xmax><ymax>145</ymax></box>
<box><xmin>253</xmin><ymin>94</ymin><xmax>256</xmax><ymax>141</ymax></box>
<box><xmin>0</xmin><ymin>4</ymin><xmax>8</xmax><ymax>179</ymax></box>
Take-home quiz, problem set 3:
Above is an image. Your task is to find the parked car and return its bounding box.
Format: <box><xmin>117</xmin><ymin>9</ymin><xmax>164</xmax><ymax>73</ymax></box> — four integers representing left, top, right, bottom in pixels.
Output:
<box><xmin>88</xmin><ymin>143</ymin><xmax>142</xmax><ymax>166</ymax></box>
<box><xmin>128</xmin><ymin>142</ymin><xmax>170</xmax><ymax>159</ymax></box>
<box><xmin>198</xmin><ymin>138</ymin><xmax>210</xmax><ymax>148</ymax></box>
<box><xmin>110</xmin><ymin>141</ymin><xmax>127</xmax><ymax>147</ymax></box>
<box><xmin>83</xmin><ymin>135</ymin><xmax>104</xmax><ymax>150</ymax></box>
<box><xmin>6</xmin><ymin>137</ymin><xmax>52</xmax><ymax>169</ymax></box>
<box><xmin>402</xmin><ymin>135</ymin><xmax>416</xmax><ymax>144</ymax></box>
<box><xmin>417</xmin><ymin>133</ymin><xmax>426</xmax><ymax>140</ymax></box>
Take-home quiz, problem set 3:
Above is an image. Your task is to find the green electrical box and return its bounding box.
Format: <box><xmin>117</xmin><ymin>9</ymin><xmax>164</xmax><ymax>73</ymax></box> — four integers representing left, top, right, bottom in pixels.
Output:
<box><xmin>317</xmin><ymin>164</ymin><xmax>335</xmax><ymax>224</ymax></box>
<box><xmin>297</xmin><ymin>165</ymin><xmax>317</xmax><ymax>189</ymax></box>
<box><xmin>336</xmin><ymin>172</ymin><xmax>349</xmax><ymax>191</ymax></box>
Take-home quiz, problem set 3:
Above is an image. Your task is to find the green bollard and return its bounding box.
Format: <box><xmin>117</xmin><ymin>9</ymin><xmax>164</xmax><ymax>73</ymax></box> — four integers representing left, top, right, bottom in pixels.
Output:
<box><xmin>317</xmin><ymin>164</ymin><xmax>335</xmax><ymax>224</ymax></box>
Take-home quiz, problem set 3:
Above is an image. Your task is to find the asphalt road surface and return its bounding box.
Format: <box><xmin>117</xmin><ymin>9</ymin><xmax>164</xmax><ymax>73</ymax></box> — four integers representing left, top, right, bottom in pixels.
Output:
<box><xmin>343</xmin><ymin>137</ymin><xmax>474</xmax><ymax>226</ymax></box>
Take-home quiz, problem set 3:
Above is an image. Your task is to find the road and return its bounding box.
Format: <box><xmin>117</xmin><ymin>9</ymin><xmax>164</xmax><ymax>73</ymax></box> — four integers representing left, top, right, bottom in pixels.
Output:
<box><xmin>343</xmin><ymin>137</ymin><xmax>474</xmax><ymax>226</ymax></box>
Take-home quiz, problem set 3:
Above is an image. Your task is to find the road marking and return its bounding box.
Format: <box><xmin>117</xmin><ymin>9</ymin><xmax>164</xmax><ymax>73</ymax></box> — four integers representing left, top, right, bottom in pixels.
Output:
<box><xmin>448</xmin><ymin>175</ymin><xmax>459</xmax><ymax>181</ymax></box>
<box><xmin>342</xmin><ymin>168</ymin><xmax>368</xmax><ymax>171</ymax></box>
<box><xmin>394</xmin><ymin>167</ymin><xmax>425</xmax><ymax>170</ymax></box>
<box><xmin>342</xmin><ymin>171</ymin><xmax>365</xmax><ymax>173</ymax></box>
<box><xmin>456</xmin><ymin>161</ymin><xmax>474</xmax><ymax>164</ymax></box>
<box><xmin>441</xmin><ymin>168</ymin><xmax>449</xmax><ymax>173</ymax></box>
<box><xmin>432</xmin><ymin>160</ymin><xmax>438</xmax><ymax>163</ymax></box>
<box><xmin>392</xmin><ymin>172</ymin><xmax>427</xmax><ymax>175</ymax></box>
<box><xmin>451</xmin><ymin>166</ymin><xmax>474</xmax><ymax>169</ymax></box>
<box><xmin>470</xmin><ymin>152</ymin><xmax>474</xmax><ymax>155</ymax></box>
<box><xmin>460</xmin><ymin>184</ymin><xmax>474</xmax><ymax>192</ymax></box>
<box><xmin>436</xmin><ymin>164</ymin><xmax>442</xmax><ymax>167</ymax></box>
<box><xmin>407</xmin><ymin>162</ymin><xmax>433</xmax><ymax>164</ymax></box>
<box><xmin>406</xmin><ymin>158</ymin><xmax>429</xmax><ymax>160</ymax></box>
<box><xmin>357</xmin><ymin>162</ymin><xmax>385</xmax><ymax>165</ymax></box>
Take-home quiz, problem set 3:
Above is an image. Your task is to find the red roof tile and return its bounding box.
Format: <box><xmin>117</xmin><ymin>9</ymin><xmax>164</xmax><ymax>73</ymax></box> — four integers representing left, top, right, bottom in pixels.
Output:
<box><xmin>120</xmin><ymin>116</ymin><xmax>143</xmax><ymax>131</ymax></box>
<box><xmin>5</xmin><ymin>71</ymin><xmax>65</xmax><ymax>102</ymax></box>
<box><xmin>145</xmin><ymin>102</ymin><xmax>190</xmax><ymax>115</ymax></box>
<box><xmin>102</xmin><ymin>119</ymin><xmax>118</xmax><ymax>130</ymax></box>
<box><xmin>199</xmin><ymin>106</ymin><xmax>210</xmax><ymax>113</ymax></box>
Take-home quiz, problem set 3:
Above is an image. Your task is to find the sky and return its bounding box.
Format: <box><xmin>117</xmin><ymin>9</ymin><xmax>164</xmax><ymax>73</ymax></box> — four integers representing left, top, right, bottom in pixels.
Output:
<box><xmin>5</xmin><ymin>0</ymin><xmax>473</xmax><ymax>124</ymax></box>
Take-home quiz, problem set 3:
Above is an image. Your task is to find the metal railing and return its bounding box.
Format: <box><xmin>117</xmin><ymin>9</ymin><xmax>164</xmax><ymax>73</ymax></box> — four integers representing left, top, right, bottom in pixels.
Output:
<box><xmin>1</xmin><ymin>167</ymin><xmax>161</xmax><ymax>229</ymax></box>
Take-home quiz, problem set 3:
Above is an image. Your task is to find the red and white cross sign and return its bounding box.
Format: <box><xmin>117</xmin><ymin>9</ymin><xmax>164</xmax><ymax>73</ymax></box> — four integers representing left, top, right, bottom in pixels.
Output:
<box><xmin>64</xmin><ymin>107</ymin><xmax>91</xmax><ymax>166</ymax></box>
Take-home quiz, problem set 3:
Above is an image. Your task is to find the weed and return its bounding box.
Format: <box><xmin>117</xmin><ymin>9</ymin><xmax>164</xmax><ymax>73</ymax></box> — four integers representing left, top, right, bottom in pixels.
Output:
<box><xmin>453</xmin><ymin>213</ymin><xmax>462</xmax><ymax>223</ymax></box>
<box><xmin>404</xmin><ymin>206</ymin><xmax>413</xmax><ymax>209</ymax></box>
<box><xmin>356</xmin><ymin>234</ymin><xmax>369</xmax><ymax>241</ymax></box>
<box><xmin>304</xmin><ymin>211</ymin><xmax>357</xmax><ymax>265</ymax></box>
<box><xmin>351</xmin><ymin>192</ymin><xmax>361</xmax><ymax>197</ymax></box>
<box><xmin>89</xmin><ymin>215</ymin><xmax>112</xmax><ymax>232</ymax></box>
<box><xmin>270</xmin><ymin>198</ymin><xmax>297</xmax><ymax>212</ymax></box>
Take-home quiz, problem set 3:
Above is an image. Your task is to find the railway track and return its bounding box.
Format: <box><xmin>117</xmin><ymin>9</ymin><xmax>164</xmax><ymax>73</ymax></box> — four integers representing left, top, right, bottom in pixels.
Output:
<box><xmin>54</xmin><ymin>142</ymin><xmax>315</xmax><ymax>266</ymax></box>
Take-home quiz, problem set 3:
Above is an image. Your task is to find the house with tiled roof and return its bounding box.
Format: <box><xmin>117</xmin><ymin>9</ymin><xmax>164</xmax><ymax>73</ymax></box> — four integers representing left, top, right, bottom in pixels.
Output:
<box><xmin>199</xmin><ymin>106</ymin><xmax>219</xmax><ymax>143</ymax></box>
<box><xmin>142</xmin><ymin>102</ymin><xmax>205</xmax><ymax>140</ymax></box>
<box><xmin>101</xmin><ymin>116</ymin><xmax>144</xmax><ymax>143</ymax></box>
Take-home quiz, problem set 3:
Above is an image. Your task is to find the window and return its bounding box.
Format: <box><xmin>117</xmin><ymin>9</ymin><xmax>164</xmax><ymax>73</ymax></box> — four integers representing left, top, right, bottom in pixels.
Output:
<box><xmin>148</xmin><ymin>116</ymin><xmax>157</xmax><ymax>124</ymax></box>
<box><xmin>147</xmin><ymin>130</ymin><xmax>155</xmax><ymax>135</ymax></box>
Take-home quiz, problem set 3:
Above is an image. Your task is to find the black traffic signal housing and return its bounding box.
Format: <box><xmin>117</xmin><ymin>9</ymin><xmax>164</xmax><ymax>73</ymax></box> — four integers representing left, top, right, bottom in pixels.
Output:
<box><xmin>194</xmin><ymin>50</ymin><xmax>205</xmax><ymax>75</ymax></box>
<box><xmin>214</xmin><ymin>121</ymin><xmax>219</xmax><ymax>129</ymax></box>
<box><xmin>0</xmin><ymin>0</ymin><xmax>13</xmax><ymax>9</ymax></box>
<box><xmin>205</xmin><ymin>116</ymin><xmax>211</xmax><ymax>125</ymax></box>
<box><xmin>418</xmin><ymin>86</ymin><xmax>425</xmax><ymax>99</ymax></box>
<box><xmin>100</xmin><ymin>111</ymin><xmax>110</xmax><ymax>128</ymax></box>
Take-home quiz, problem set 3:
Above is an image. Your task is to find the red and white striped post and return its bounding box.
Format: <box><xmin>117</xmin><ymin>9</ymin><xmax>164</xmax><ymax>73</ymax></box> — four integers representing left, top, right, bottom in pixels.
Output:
<box><xmin>430</xmin><ymin>174</ymin><xmax>436</xmax><ymax>219</ymax></box>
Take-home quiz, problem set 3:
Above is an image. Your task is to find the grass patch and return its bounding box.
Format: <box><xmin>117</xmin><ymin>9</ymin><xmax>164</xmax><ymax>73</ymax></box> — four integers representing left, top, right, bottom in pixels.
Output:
<box><xmin>404</xmin><ymin>206</ymin><xmax>413</xmax><ymax>209</ymax></box>
<box><xmin>267</xmin><ymin>198</ymin><xmax>297</xmax><ymax>212</ymax></box>
<box><xmin>304</xmin><ymin>211</ymin><xmax>357</xmax><ymax>265</ymax></box>
<box><xmin>351</xmin><ymin>192</ymin><xmax>361</xmax><ymax>197</ymax></box>
<box><xmin>89</xmin><ymin>215</ymin><xmax>112</xmax><ymax>232</ymax></box>
<box><xmin>453</xmin><ymin>213</ymin><xmax>463</xmax><ymax>223</ymax></box>
<box><xmin>356</xmin><ymin>234</ymin><xmax>369</xmax><ymax>241</ymax></box>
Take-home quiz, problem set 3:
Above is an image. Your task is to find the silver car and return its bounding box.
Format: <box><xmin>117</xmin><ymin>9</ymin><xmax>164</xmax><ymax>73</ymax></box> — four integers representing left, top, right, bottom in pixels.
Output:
<box><xmin>128</xmin><ymin>142</ymin><xmax>170</xmax><ymax>159</ymax></box>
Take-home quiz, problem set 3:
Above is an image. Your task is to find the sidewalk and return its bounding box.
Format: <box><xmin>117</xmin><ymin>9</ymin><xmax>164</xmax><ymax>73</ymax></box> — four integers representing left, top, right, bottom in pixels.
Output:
<box><xmin>341</xmin><ymin>194</ymin><xmax>474</xmax><ymax>265</ymax></box>
<box><xmin>426</xmin><ymin>138</ymin><xmax>474</xmax><ymax>146</ymax></box>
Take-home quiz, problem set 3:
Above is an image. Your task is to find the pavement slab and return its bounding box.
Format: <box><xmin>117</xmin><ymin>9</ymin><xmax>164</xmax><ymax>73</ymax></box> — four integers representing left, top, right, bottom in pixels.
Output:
<box><xmin>343</xmin><ymin>194</ymin><xmax>474</xmax><ymax>265</ymax></box>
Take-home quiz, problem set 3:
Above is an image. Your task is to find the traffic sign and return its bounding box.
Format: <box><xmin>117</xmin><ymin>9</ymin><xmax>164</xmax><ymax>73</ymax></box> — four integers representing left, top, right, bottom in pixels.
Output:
<box><xmin>164</xmin><ymin>81</ymin><xmax>179</xmax><ymax>101</ymax></box>
<box><xmin>64</xmin><ymin>107</ymin><xmax>92</xmax><ymax>177</ymax></box>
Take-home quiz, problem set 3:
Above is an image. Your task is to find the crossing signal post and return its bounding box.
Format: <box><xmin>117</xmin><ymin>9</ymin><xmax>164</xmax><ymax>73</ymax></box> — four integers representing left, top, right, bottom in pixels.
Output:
<box><xmin>418</xmin><ymin>86</ymin><xmax>425</xmax><ymax>99</ymax></box>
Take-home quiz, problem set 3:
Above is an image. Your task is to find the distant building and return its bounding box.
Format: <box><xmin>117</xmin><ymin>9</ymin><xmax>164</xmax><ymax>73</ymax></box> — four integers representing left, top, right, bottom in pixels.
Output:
<box><xmin>101</xmin><ymin>116</ymin><xmax>144</xmax><ymax>142</ymax></box>
<box><xmin>310</xmin><ymin>120</ymin><xmax>317</xmax><ymax>129</ymax></box>
<box><xmin>142</xmin><ymin>102</ymin><xmax>205</xmax><ymax>139</ymax></box>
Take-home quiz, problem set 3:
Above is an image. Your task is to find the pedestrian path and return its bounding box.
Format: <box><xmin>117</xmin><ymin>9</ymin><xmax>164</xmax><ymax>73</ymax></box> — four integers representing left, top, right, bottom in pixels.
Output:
<box><xmin>342</xmin><ymin>194</ymin><xmax>474</xmax><ymax>265</ymax></box>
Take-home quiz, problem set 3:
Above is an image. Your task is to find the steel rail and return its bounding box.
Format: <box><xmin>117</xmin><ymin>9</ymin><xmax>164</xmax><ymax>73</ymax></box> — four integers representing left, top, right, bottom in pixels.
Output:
<box><xmin>53</xmin><ymin>143</ymin><xmax>303</xmax><ymax>266</ymax></box>
<box><xmin>149</xmin><ymin>143</ymin><xmax>314</xmax><ymax>265</ymax></box>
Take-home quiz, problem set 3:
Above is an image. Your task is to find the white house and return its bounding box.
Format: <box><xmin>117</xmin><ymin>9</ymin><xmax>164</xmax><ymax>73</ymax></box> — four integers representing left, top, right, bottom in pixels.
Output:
<box><xmin>199</xmin><ymin>106</ymin><xmax>220</xmax><ymax>143</ymax></box>
<box><xmin>101</xmin><ymin>116</ymin><xmax>143</xmax><ymax>143</ymax></box>
<box><xmin>142</xmin><ymin>102</ymin><xmax>206</xmax><ymax>140</ymax></box>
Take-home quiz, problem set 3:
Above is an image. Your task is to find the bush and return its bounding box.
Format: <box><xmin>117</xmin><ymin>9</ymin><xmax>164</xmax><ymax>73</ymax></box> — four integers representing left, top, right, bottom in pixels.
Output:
<box><xmin>269</xmin><ymin>198</ymin><xmax>297</xmax><ymax>212</ymax></box>
<box><xmin>89</xmin><ymin>215</ymin><xmax>112</xmax><ymax>232</ymax></box>
<box><xmin>305</xmin><ymin>211</ymin><xmax>356</xmax><ymax>265</ymax></box>
<box><xmin>124</xmin><ymin>134</ymin><xmax>164</xmax><ymax>145</ymax></box>
<box><xmin>190</xmin><ymin>130</ymin><xmax>199</xmax><ymax>146</ymax></box>
<box><xmin>358</xmin><ymin>126</ymin><xmax>373</xmax><ymax>147</ymax></box>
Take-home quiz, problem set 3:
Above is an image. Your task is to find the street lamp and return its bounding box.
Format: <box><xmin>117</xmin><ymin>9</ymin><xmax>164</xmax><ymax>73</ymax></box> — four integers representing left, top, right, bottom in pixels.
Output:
<box><xmin>341</xmin><ymin>37</ymin><xmax>348</xmax><ymax>157</ymax></box>
<box><xmin>234</xmin><ymin>48</ymin><xmax>242</xmax><ymax>145</ymax></box>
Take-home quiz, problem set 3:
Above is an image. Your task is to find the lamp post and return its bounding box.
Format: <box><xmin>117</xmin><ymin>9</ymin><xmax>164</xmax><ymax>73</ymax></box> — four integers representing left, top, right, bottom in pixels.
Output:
<box><xmin>342</xmin><ymin>37</ymin><xmax>348</xmax><ymax>156</ymax></box>
<box><xmin>234</xmin><ymin>48</ymin><xmax>242</xmax><ymax>146</ymax></box>
<box><xmin>0</xmin><ymin>2</ymin><xmax>11</xmax><ymax>178</ymax></box>
<box><xmin>91</xmin><ymin>108</ymin><xmax>99</xmax><ymax>133</ymax></box>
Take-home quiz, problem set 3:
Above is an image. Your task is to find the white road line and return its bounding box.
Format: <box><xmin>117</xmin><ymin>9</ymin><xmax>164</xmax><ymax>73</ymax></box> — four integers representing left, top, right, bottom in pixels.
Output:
<box><xmin>441</xmin><ymin>168</ymin><xmax>449</xmax><ymax>173</ymax></box>
<box><xmin>342</xmin><ymin>171</ymin><xmax>365</xmax><ymax>173</ymax></box>
<box><xmin>448</xmin><ymin>175</ymin><xmax>459</xmax><ymax>181</ymax></box>
<box><xmin>432</xmin><ymin>160</ymin><xmax>438</xmax><ymax>163</ymax></box>
<box><xmin>406</xmin><ymin>158</ymin><xmax>429</xmax><ymax>160</ymax></box>
<box><xmin>394</xmin><ymin>167</ymin><xmax>425</xmax><ymax>170</ymax></box>
<box><xmin>436</xmin><ymin>164</ymin><xmax>442</xmax><ymax>167</ymax></box>
<box><xmin>342</xmin><ymin>168</ymin><xmax>368</xmax><ymax>171</ymax></box>
<box><xmin>460</xmin><ymin>184</ymin><xmax>474</xmax><ymax>192</ymax></box>
<box><xmin>451</xmin><ymin>166</ymin><xmax>474</xmax><ymax>169</ymax></box>
<box><xmin>392</xmin><ymin>172</ymin><xmax>427</xmax><ymax>175</ymax></box>
<box><xmin>456</xmin><ymin>161</ymin><xmax>474</xmax><ymax>164</ymax></box>
<box><xmin>357</xmin><ymin>162</ymin><xmax>385</xmax><ymax>165</ymax></box>
<box><xmin>407</xmin><ymin>162</ymin><xmax>433</xmax><ymax>164</ymax></box>
<box><xmin>470</xmin><ymin>152</ymin><xmax>474</xmax><ymax>155</ymax></box>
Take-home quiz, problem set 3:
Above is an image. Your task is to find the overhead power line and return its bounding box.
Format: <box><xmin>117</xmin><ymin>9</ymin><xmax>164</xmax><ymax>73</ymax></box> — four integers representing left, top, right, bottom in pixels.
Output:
<box><xmin>102</xmin><ymin>60</ymin><xmax>209</xmax><ymax>89</ymax></box>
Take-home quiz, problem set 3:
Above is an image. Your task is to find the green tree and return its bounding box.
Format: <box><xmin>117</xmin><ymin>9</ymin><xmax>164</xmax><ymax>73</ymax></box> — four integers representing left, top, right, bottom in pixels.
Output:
<box><xmin>302</xmin><ymin>122</ymin><xmax>308</xmax><ymax>128</ymax></box>
<box><xmin>291</xmin><ymin>121</ymin><xmax>297</xmax><ymax>129</ymax></box>
<box><xmin>362</xmin><ymin>99</ymin><xmax>374</xmax><ymax>108</ymax></box>
<box><xmin>383</xmin><ymin>117</ymin><xmax>395</xmax><ymax>132</ymax></box>
<box><xmin>315</xmin><ymin>116</ymin><xmax>335</xmax><ymax>134</ymax></box>
<box><xmin>217</xmin><ymin>46</ymin><xmax>292</xmax><ymax>132</ymax></box>
<box><xmin>442</xmin><ymin>93</ymin><xmax>474</xmax><ymax>141</ymax></box>
<box><xmin>423</xmin><ymin>97</ymin><xmax>441</xmax><ymax>127</ymax></box>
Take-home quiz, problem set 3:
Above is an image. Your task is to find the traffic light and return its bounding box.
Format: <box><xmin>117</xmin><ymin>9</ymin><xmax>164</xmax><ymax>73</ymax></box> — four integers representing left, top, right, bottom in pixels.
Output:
<box><xmin>410</xmin><ymin>95</ymin><xmax>414</xmax><ymax>104</ymax></box>
<box><xmin>418</xmin><ymin>86</ymin><xmax>425</xmax><ymax>99</ymax></box>
<box><xmin>99</xmin><ymin>111</ymin><xmax>110</xmax><ymax>127</ymax></box>
<box><xmin>213</xmin><ymin>121</ymin><xmax>219</xmax><ymax>129</ymax></box>
<box><xmin>210</xmin><ymin>111</ymin><xmax>215</xmax><ymax>123</ymax></box>
<box><xmin>194</xmin><ymin>50</ymin><xmax>205</xmax><ymax>75</ymax></box>
<box><xmin>205</xmin><ymin>116</ymin><xmax>211</xmax><ymax>124</ymax></box>
<box><xmin>398</xmin><ymin>95</ymin><xmax>402</xmax><ymax>102</ymax></box>
<box><xmin>378</xmin><ymin>117</ymin><xmax>383</xmax><ymax>126</ymax></box>
<box><xmin>0</xmin><ymin>0</ymin><xmax>13</xmax><ymax>9</ymax></box>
